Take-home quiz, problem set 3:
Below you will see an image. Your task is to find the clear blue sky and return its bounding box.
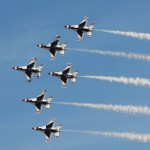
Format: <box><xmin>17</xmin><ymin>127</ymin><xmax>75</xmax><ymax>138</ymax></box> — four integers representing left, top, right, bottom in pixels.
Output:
<box><xmin>1</xmin><ymin>0</ymin><xmax>150</xmax><ymax>149</ymax></box>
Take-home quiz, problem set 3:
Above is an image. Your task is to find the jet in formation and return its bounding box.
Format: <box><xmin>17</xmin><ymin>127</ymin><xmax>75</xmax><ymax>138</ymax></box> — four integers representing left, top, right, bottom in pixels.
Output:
<box><xmin>12</xmin><ymin>58</ymin><xmax>43</xmax><ymax>82</ymax></box>
<box><xmin>22</xmin><ymin>90</ymin><xmax>52</xmax><ymax>114</ymax></box>
<box><xmin>36</xmin><ymin>35</ymin><xmax>67</xmax><ymax>60</ymax></box>
<box><xmin>48</xmin><ymin>64</ymin><xmax>78</xmax><ymax>88</ymax></box>
<box><xmin>32</xmin><ymin>118</ymin><xmax>62</xmax><ymax>141</ymax></box>
<box><xmin>64</xmin><ymin>16</ymin><xmax>94</xmax><ymax>41</ymax></box>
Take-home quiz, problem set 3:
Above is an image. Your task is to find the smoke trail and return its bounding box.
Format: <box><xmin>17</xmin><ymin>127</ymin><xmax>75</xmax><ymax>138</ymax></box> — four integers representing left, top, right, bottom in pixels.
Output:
<box><xmin>79</xmin><ymin>75</ymin><xmax>150</xmax><ymax>87</ymax></box>
<box><xmin>62</xmin><ymin>130</ymin><xmax>150</xmax><ymax>143</ymax></box>
<box><xmin>94</xmin><ymin>29</ymin><xmax>150</xmax><ymax>40</ymax></box>
<box><xmin>53</xmin><ymin>102</ymin><xmax>150</xmax><ymax>115</ymax></box>
<box><xmin>67</xmin><ymin>48</ymin><xmax>150</xmax><ymax>62</ymax></box>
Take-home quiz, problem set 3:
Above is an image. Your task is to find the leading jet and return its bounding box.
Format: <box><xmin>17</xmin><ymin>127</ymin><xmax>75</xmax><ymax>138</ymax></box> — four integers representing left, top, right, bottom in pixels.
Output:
<box><xmin>36</xmin><ymin>35</ymin><xmax>67</xmax><ymax>60</ymax></box>
<box><xmin>32</xmin><ymin>118</ymin><xmax>62</xmax><ymax>141</ymax></box>
<box><xmin>12</xmin><ymin>58</ymin><xmax>43</xmax><ymax>82</ymax></box>
<box><xmin>48</xmin><ymin>64</ymin><xmax>78</xmax><ymax>88</ymax></box>
<box><xmin>64</xmin><ymin>16</ymin><xmax>94</xmax><ymax>41</ymax></box>
<box><xmin>22</xmin><ymin>90</ymin><xmax>53</xmax><ymax>114</ymax></box>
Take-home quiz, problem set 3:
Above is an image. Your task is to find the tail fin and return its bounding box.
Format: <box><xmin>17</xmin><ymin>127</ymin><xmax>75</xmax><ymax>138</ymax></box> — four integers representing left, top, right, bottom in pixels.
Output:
<box><xmin>45</xmin><ymin>96</ymin><xmax>53</xmax><ymax>109</ymax></box>
<box><xmin>55</xmin><ymin>124</ymin><xmax>62</xmax><ymax>137</ymax></box>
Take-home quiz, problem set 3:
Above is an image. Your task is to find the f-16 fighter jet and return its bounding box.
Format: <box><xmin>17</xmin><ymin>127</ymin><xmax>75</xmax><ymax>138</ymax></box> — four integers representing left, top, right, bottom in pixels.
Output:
<box><xmin>32</xmin><ymin>118</ymin><xmax>62</xmax><ymax>141</ymax></box>
<box><xmin>64</xmin><ymin>16</ymin><xmax>94</xmax><ymax>41</ymax></box>
<box><xmin>36</xmin><ymin>35</ymin><xmax>67</xmax><ymax>60</ymax></box>
<box><xmin>12</xmin><ymin>58</ymin><xmax>43</xmax><ymax>82</ymax></box>
<box><xmin>48</xmin><ymin>64</ymin><xmax>78</xmax><ymax>88</ymax></box>
<box><xmin>22</xmin><ymin>90</ymin><xmax>53</xmax><ymax>114</ymax></box>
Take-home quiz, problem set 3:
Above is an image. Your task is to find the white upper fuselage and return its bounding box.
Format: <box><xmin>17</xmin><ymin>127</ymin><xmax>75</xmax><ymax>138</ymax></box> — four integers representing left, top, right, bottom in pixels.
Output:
<box><xmin>51</xmin><ymin>72</ymin><xmax>76</xmax><ymax>79</ymax></box>
<box><xmin>38</xmin><ymin>44</ymin><xmax>65</xmax><ymax>51</ymax></box>
<box><xmin>23</xmin><ymin>98</ymin><xmax>50</xmax><ymax>105</ymax></box>
<box><xmin>67</xmin><ymin>25</ymin><xmax>92</xmax><ymax>32</ymax></box>
<box><xmin>14</xmin><ymin>66</ymin><xmax>40</xmax><ymax>73</ymax></box>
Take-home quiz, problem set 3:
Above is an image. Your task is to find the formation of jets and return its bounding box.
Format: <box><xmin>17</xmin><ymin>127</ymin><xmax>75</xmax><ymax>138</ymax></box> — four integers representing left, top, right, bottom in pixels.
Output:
<box><xmin>13</xmin><ymin>17</ymin><xmax>94</xmax><ymax>141</ymax></box>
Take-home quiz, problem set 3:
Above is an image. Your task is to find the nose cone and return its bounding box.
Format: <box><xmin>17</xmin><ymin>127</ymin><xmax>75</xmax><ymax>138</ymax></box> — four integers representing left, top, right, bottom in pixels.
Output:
<box><xmin>64</xmin><ymin>26</ymin><xmax>68</xmax><ymax>28</ymax></box>
<box><xmin>48</xmin><ymin>72</ymin><xmax>53</xmax><ymax>76</ymax></box>
<box><xmin>22</xmin><ymin>99</ymin><xmax>27</xmax><ymax>102</ymax></box>
<box><xmin>12</xmin><ymin>66</ymin><xmax>17</xmax><ymax>70</ymax></box>
<box><xmin>32</xmin><ymin>127</ymin><xmax>36</xmax><ymax>130</ymax></box>
<box><xmin>36</xmin><ymin>44</ymin><xmax>41</xmax><ymax>47</ymax></box>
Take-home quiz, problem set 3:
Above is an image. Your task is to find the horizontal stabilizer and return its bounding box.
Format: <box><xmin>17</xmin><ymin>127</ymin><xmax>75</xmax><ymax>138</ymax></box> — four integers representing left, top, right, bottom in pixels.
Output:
<box><xmin>37</xmin><ymin>64</ymin><xmax>43</xmax><ymax>71</ymax></box>
<box><xmin>60</xmin><ymin>50</ymin><xmax>65</xmax><ymax>56</ymax></box>
<box><xmin>71</xmin><ymin>78</ymin><xmax>76</xmax><ymax>83</ymax></box>
<box><xmin>72</xmin><ymin>70</ymin><xmax>78</xmax><ymax>76</ymax></box>
<box><xmin>45</xmin><ymin>104</ymin><xmax>50</xmax><ymax>109</ymax></box>
<box><xmin>87</xmin><ymin>31</ymin><xmax>92</xmax><ymax>37</ymax></box>
<box><xmin>61</xmin><ymin>42</ymin><xmax>67</xmax><ymax>49</ymax></box>
<box><xmin>88</xmin><ymin>23</ymin><xmax>94</xmax><ymax>30</ymax></box>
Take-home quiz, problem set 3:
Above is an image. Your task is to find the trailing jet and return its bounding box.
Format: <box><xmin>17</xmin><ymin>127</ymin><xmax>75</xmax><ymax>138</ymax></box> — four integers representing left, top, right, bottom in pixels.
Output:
<box><xmin>36</xmin><ymin>35</ymin><xmax>67</xmax><ymax>60</ymax></box>
<box><xmin>32</xmin><ymin>118</ymin><xmax>62</xmax><ymax>141</ymax></box>
<box><xmin>12</xmin><ymin>58</ymin><xmax>43</xmax><ymax>82</ymax></box>
<box><xmin>22</xmin><ymin>90</ymin><xmax>52</xmax><ymax>114</ymax></box>
<box><xmin>64</xmin><ymin>16</ymin><xmax>94</xmax><ymax>41</ymax></box>
<box><xmin>48</xmin><ymin>64</ymin><xmax>78</xmax><ymax>88</ymax></box>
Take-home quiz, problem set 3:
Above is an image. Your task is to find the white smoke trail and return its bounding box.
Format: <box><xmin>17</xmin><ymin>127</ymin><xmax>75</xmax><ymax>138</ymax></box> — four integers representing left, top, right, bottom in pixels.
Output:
<box><xmin>53</xmin><ymin>102</ymin><xmax>150</xmax><ymax>115</ymax></box>
<box><xmin>62</xmin><ymin>130</ymin><xmax>150</xmax><ymax>143</ymax></box>
<box><xmin>79</xmin><ymin>75</ymin><xmax>150</xmax><ymax>87</ymax></box>
<box><xmin>67</xmin><ymin>48</ymin><xmax>150</xmax><ymax>61</ymax></box>
<box><xmin>94</xmin><ymin>29</ymin><xmax>150</xmax><ymax>40</ymax></box>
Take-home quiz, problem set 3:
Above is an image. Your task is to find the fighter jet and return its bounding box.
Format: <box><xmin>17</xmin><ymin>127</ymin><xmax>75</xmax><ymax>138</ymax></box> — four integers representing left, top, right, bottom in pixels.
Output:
<box><xmin>22</xmin><ymin>90</ymin><xmax>53</xmax><ymax>114</ymax></box>
<box><xmin>64</xmin><ymin>16</ymin><xmax>94</xmax><ymax>41</ymax></box>
<box><xmin>12</xmin><ymin>58</ymin><xmax>43</xmax><ymax>82</ymax></box>
<box><xmin>36</xmin><ymin>35</ymin><xmax>67</xmax><ymax>60</ymax></box>
<box><xmin>48</xmin><ymin>64</ymin><xmax>78</xmax><ymax>88</ymax></box>
<box><xmin>32</xmin><ymin>118</ymin><xmax>62</xmax><ymax>141</ymax></box>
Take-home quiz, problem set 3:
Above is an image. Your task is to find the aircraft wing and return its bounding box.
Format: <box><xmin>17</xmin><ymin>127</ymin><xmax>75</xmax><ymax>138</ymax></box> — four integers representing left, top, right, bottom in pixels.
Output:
<box><xmin>51</xmin><ymin>35</ymin><xmax>60</xmax><ymax>46</ymax></box>
<box><xmin>27</xmin><ymin>58</ymin><xmax>36</xmax><ymax>68</ymax></box>
<box><xmin>79</xmin><ymin>17</ymin><xmax>88</xmax><ymax>27</ymax></box>
<box><xmin>44</xmin><ymin>130</ymin><xmax>52</xmax><ymax>140</ymax></box>
<box><xmin>61</xmin><ymin>76</ymin><xmax>68</xmax><ymax>87</ymax></box>
<box><xmin>37</xmin><ymin>90</ymin><xmax>46</xmax><ymax>101</ymax></box>
<box><xmin>77</xmin><ymin>31</ymin><xmax>84</xmax><ymax>41</ymax></box>
<box><xmin>46</xmin><ymin>119</ymin><xmax>55</xmax><ymax>128</ymax></box>
<box><xmin>62</xmin><ymin>64</ymin><xmax>72</xmax><ymax>74</ymax></box>
<box><xmin>25</xmin><ymin>71</ymin><xmax>32</xmax><ymax>82</ymax></box>
<box><xmin>49</xmin><ymin>48</ymin><xmax>57</xmax><ymax>60</ymax></box>
<box><xmin>35</xmin><ymin>103</ymin><xmax>42</xmax><ymax>112</ymax></box>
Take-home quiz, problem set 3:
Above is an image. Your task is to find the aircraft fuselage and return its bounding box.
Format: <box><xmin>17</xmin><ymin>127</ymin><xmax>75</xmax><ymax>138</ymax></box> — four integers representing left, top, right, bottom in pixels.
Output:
<box><xmin>51</xmin><ymin>72</ymin><xmax>76</xmax><ymax>79</ymax></box>
<box><xmin>40</xmin><ymin>45</ymin><xmax>64</xmax><ymax>51</ymax></box>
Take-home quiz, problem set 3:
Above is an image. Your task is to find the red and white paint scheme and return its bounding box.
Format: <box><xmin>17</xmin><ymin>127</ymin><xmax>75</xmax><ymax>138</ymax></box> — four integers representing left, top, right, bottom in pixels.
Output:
<box><xmin>12</xmin><ymin>58</ymin><xmax>43</xmax><ymax>82</ymax></box>
<box><xmin>22</xmin><ymin>90</ymin><xmax>53</xmax><ymax>114</ymax></box>
<box><xmin>48</xmin><ymin>64</ymin><xmax>78</xmax><ymax>88</ymax></box>
<box><xmin>36</xmin><ymin>35</ymin><xmax>67</xmax><ymax>60</ymax></box>
<box><xmin>32</xmin><ymin>118</ymin><xmax>62</xmax><ymax>141</ymax></box>
<box><xmin>64</xmin><ymin>16</ymin><xmax>94</xmax><ymax>41</ymax></box>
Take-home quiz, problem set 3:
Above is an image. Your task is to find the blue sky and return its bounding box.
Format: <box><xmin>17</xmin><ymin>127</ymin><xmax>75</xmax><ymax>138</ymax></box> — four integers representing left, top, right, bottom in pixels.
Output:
<box><xmin>1</xmin><ymin>0</ymin><xmax>150</xmax><ymax>149</ymax></box>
